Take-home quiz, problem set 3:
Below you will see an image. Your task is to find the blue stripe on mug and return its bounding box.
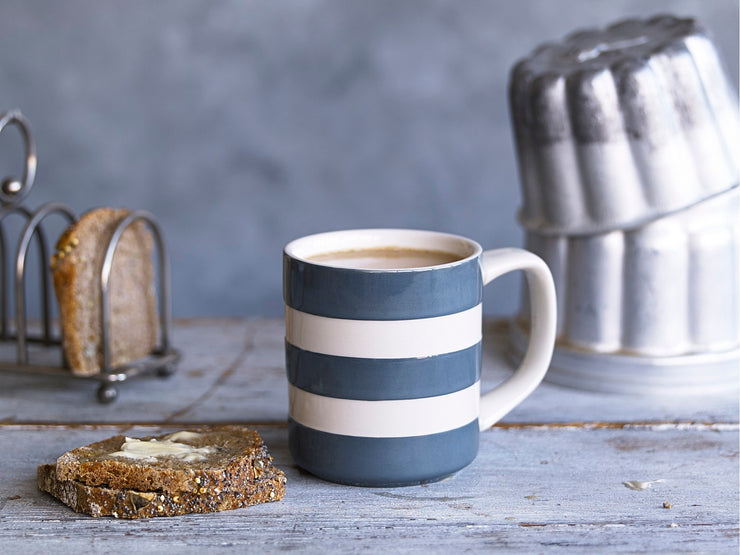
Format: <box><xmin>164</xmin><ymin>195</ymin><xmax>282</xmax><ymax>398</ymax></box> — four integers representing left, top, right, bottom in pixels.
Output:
<box><xmin>286</xmin><ymin>341</ymin><xmax>481</xmax><ymax>400</ymax></box>
<box><xmin>288</xmin><ymin>418</ymin><xmax>480</xmax><ymax>487</ymax></box>
<box><xmin>283</xmin><ymin>254</ymin><xmax>482</xmax><ymax>320</ymax></box>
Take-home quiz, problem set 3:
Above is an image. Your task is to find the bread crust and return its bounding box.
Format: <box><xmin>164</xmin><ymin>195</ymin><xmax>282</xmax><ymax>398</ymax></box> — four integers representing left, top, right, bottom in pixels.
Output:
<box><xmin>55</xmin><ymin>426</ymin><xmax>275</xmax><ymax>493</ymax></box>
<box><xmin>38</xmin><ymin>463</ymin><xmax>286</xmax><ymax>519</ymax></box>
<box><xmin>51</xmin><ymin>208</ymin><xmax>157</xmax><ymax>376</ymax></box>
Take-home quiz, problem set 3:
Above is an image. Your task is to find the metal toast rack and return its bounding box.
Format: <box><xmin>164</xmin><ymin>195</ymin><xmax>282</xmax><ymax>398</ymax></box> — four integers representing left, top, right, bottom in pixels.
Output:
<box><xmin>0</xmin><ymin>109</ymin><xmax>180</xmax><ymax>403</ymax></box>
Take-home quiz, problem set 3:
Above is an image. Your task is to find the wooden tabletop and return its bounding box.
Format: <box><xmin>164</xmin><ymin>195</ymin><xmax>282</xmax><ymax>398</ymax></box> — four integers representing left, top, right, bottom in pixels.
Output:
<box><xmin>1</xmin><ymin>318</ymin><xmax>737</xmax><ymax>553</ymax></box>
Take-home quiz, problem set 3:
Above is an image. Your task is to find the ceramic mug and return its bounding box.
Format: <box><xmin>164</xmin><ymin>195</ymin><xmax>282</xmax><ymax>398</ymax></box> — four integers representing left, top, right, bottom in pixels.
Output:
<box><xmin>283</xmin><ymin>229</ymin><xmax>556</xmax><ymax>486</ymax></box>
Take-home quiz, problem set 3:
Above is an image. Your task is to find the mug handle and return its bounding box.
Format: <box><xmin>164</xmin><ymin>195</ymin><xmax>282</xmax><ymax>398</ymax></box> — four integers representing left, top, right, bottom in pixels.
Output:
<box><xmin>478</xmin><ymin>248</ymin><xmax>557</xmax><ymax>430</ymax></box>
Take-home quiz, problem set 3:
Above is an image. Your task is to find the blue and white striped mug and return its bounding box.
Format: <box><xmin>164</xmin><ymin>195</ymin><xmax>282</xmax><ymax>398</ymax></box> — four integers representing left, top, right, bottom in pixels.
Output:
<box><xmin>284</xmin><ymin>229</ymin><xmax>556</xmax><ymax>486</ymax></box>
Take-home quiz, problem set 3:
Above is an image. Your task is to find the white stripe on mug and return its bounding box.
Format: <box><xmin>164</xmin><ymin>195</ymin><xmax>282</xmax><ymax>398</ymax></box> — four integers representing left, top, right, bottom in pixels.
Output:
<box><xmin>289</xmin><ymin>382</ymin><xmax>480</xmax><ymax>438</ymax></box>
<box><xmin>285</xmin><ymin>304</ymin><xmax>482</xmax><ymax>359</ymax></box>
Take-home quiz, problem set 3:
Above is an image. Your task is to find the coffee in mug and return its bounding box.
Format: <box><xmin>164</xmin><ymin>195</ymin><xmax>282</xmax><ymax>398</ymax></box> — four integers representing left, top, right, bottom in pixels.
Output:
<box><xmin>283</xmin><ymin>229</ymin><xmax>556</xmax><ymax>487</ymax></box>
<box><xmin>308</xmin><ymin>247</ymin><xmax>462</xmax><ymax>269</ymax></box>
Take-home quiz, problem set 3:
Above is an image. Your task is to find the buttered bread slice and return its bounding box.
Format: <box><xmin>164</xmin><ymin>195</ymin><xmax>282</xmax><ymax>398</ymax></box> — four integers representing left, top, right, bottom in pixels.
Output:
<box><xmin>54</xmin><ymin>426</ymin><xmax>280</xmax><ymax>494</ymax></box>
<box><xmin>38</xmin><ymin>462</ymin><xmax>285</xmax><ymax>519</ymax></box>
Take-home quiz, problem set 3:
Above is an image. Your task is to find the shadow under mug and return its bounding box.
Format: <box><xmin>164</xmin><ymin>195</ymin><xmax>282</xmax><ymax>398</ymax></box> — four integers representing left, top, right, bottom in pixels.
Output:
<box><xmin>283</xmin><ymin>229</ymin><xmax>556</xmax><ymax>486</ymax></box>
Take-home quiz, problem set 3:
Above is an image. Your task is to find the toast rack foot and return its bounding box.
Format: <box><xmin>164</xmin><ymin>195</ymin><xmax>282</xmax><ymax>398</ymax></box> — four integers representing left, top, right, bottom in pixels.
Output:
<box><xmin>157</xmin><ymin>364</ymin><xmax>175</xmax><ymax>378</ymax></box>
<box><xmin>97</xmin><ymin>383</ymin><xmax>118</xmax><ymax>404</ymax></box>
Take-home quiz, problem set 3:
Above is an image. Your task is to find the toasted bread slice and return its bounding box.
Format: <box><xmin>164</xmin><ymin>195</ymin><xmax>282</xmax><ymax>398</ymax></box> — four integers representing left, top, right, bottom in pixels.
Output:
<box><xmin>54</xmin><ymin>426</ymin><xmax>276</xmax><ymax>493</ymax></box>
<box><xmin>38</xmin><ymin>462</ymin><xmax>286</xmax><ymax>519</ymax></box>
<box><xmin>51</xmin><ymin>207</ymin><xmax>157</xmax><ymax>376</ymax></box>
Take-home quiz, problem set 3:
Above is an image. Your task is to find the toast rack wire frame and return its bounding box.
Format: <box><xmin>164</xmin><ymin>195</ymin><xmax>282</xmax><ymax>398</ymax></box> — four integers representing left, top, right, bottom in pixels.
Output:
<box><xmin>0</xmin><ymin>109</ymin><xmax>180</xmax><ymax>403</ymax></box>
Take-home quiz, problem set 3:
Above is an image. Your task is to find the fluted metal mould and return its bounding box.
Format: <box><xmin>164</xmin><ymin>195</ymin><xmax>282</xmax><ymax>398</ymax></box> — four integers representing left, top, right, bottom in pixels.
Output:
<box><xmin>512</xmin><ymin>187</ymin><xmax>739</xmax><ymax>394</ymax></box>
<box><xmin>509</xmin><ymin>15</ymin><xmax>739</xmax><ymax>236</ymax></box>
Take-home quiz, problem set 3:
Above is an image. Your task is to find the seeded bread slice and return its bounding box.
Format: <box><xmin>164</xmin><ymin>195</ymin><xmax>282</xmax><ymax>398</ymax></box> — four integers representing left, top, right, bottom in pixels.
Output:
<box><xmin>38</xmin><ymin>462</ymin><xmax>286</xmax><ymax>519</ymax></box>
<box><xmin>55</xmin><ymin>426</ymin><xmax>275</xmax><ymax>493</ymax></box>
<box><xmin>51</xmin><ymin>207</ymin><xmax>158</xmax><ymax>376</ymax></box>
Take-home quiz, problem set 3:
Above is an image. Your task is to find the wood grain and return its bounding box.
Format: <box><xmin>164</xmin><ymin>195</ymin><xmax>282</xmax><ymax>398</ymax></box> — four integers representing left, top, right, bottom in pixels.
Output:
<box><xmin>1</xmin><ymin>424</ymin><xmax>737</xmax><ymax>552</ymax></box>
<box><xmin>0</xmin><ymin>319</ymin><xmax>736</xmax><ymax>425</ymax></box>
<box><xmin>0</xmin><ymin>318</ymin><xmax>737</xmax><ymax>552</ymax></box>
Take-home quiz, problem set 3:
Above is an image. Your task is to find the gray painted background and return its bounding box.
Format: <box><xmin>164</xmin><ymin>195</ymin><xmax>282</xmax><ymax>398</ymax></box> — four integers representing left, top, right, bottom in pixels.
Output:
<box><xmin>0</xmin><ymin>0</ymin><xmax>737</xmax><ymax>317</ymax></box>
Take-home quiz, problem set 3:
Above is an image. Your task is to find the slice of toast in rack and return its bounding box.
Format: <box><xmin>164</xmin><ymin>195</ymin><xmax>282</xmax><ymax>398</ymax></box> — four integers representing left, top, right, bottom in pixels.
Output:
<box><xmin>51</xmin><ymin>207</ymin><xmax>157</xmax><ymax>376</ymax></box>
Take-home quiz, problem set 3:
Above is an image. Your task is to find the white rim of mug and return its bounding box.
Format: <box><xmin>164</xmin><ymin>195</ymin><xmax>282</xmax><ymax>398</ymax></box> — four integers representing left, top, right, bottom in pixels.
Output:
<box><xmin>284</xmin><ymin>229</ymin><xmax>482</xmax><ymax>272</ymax></box>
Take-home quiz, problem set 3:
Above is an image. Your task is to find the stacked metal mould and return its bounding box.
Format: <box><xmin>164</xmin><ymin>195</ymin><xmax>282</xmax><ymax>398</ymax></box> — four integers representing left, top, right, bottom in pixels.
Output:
<box><xmin>508</xmin><ymin>16</ymin><xmax>739</xmax><ymax>394</ymax></box>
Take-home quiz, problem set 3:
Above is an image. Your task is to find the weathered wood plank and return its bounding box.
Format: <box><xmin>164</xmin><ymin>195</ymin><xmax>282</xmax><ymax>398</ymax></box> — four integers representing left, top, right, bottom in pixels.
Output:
<box><xmin>0</xmin><ymin>319</ymin><xmax>257</xmax><ymax>423</ymax></box>
<box><xmin>0</xmin><ymin>319</ymin><xmax>736</xmax><ymax>425</ymax></box>
<box><xmin>0</xmin><ymin>424</ymin><xmax>737</xmax><ymax>553</ymax></box>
